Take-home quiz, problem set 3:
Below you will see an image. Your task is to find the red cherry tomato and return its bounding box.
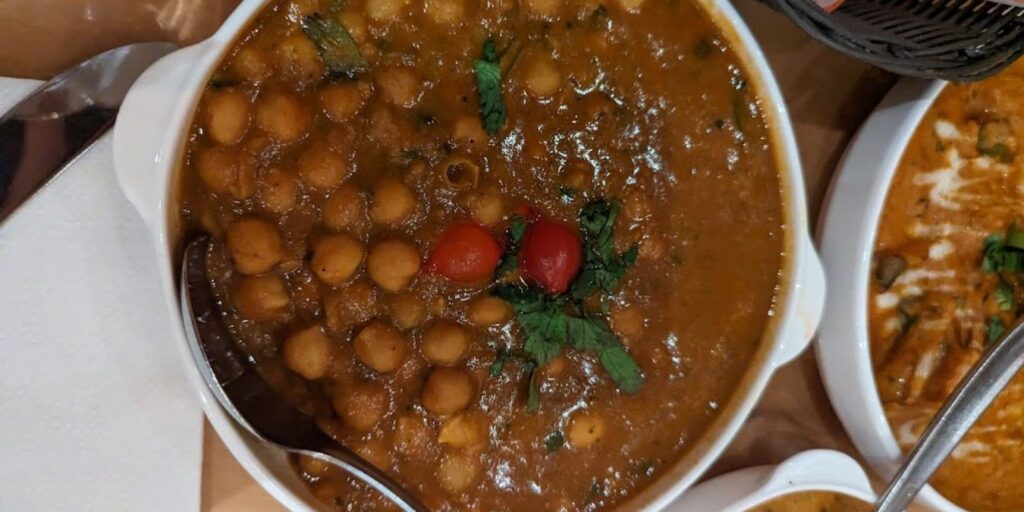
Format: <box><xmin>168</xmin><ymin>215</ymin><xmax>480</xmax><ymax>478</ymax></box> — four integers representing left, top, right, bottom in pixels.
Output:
<box><xmin>426</xmin><ymin>221</ymin><xmax>502</xmax><ymax>283</ymax></box>
<box><xmin>519</xmin><ymin>218</ymin><xmax>582</xmax><ymax>294</ymax></box>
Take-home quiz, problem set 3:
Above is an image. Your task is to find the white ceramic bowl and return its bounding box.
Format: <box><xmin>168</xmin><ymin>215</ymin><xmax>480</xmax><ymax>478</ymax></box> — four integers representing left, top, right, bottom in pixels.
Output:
<box><xmin>112</xmin><ymin>0</ymin><xmax>825</xmax><ymax>509</ymax></box>
<box><xmin>817</xmin><ymin>77</ymin><xmax>963</xmax><ymax>512</ymax></box>
<box><xmin>668</xmin><ymin>450</ymin><xmax>876</xmax><ymax>511</ymax></box>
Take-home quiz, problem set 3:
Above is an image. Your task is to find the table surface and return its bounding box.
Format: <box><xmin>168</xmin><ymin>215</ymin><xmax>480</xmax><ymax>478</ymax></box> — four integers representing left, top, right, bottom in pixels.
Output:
<box><xmin>200</xmin><ymin>1</ymin><xmax>899</xmax><ymax>509</ymax></box>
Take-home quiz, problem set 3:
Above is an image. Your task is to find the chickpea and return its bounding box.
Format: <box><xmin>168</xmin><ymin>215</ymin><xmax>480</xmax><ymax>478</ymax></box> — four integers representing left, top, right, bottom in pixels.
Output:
<box><xmin>610</xmin><ymin>305</ymin><xmax>644</xmax><ymax>345</ymax></box>
<box><xmin>364</xmin><ymin>0</ymin><xmax>409</xmax><ymax>22</ymax></box>
<box><xmin>282</xmin><ymin>325</ymin><xmax>334</xmax><ymax>380</ymax></box>
<box><xmin>375</xmin><ymin>67</ymin><xmax>422</xmax><ymax>108</ymax></box>
<box><xmin>370</xmin><ymin>178</ymin><xmax>417</xmax><ymax>225</ymax></box>
<box><xmin>421</xmin><ymin>321</ymin><xmax>470</xmax><ymax>365</ymax></box>
<box><xmin>298</xmin><ymin>454</ymin><xmax>332</xmax><ymax>477</ymax></box>
<box><xmin>232</xmin><ymin>274</ymin><xmax>290</xmax><ymax>321</ymax></box>
<box><xmin>312</xmin><ymin>233</ymin><xmax>364</xmax><ymax>286</ymax></box>
<box><xmin>566</xmin><ymin>410</ymin><xmax>605</xmax><ymax>448</ymax></box>
<box><xmin>320</xmin><ymin>83</ymin><xmax>364</xmax><ymax>123</ymax></box>
<box><xmin>424</xmin><ymin>0</ymin><xmax>465</xmax><ymax>25</ymax></box>
<box><xmin>462</xmin><ymin>190</ymin><xmax>503</xmax><ymax>226</ymax></box>
<box><xmin>354</xmin><ymin>320</ymin><xmax>410</xmax><ymax>373</ymax></box>
<box><xmin>438</xmin><ymin>452</ymin><xmax>481</xmax><ymax>493</ymax></box>
<box><xmin>422</xmin><ymin>367</ymin><xmax>475</xmax><ymax>415</ymax></box>
<box><xmin>522</xmin><ymin>0</ymin><xmax>561</xmax><ymax>17</ymax></box>
<box><xmin>467</xmin><ymin>296</ymin><xmax>510</xmax><ymax>326</ymax></box>
<box><xmin>255</xmin><ymin>91</ymin><xmax>311</xmax><ymax>143</ymax></box>
<box><xmin>298</xmin><ymin>144</ymin><xmax>348</xmax><ymax>190</ymax></box>
<box><xmin>338</xmin><ymin>12</ymin><xmax>369</xmax><ymax>44</ymax></box>
<box><xmin>394</xmin><ymin>413</ymin><xmax>432</xmax><ymax>457</ymax></box>
<box><xmin>232</xmin><ymin>46</ymin><xmax>271</xmax><ymax>83</ymax></box>
<box><xmin>195</xmin><ymin>147</ymin><xmax>256</xmax><ymax>199</ymax></box>
<box><xmin>367</xmin><ymin>238</ymin><xmax>421</xmax><ymax>292</ymax></box>
<box><xmin>226</xmin><ymin>217</ymin><xmax>284</xmax><ymax>275</ymax></box>
<box><xmin>324</xmin><ymin>280</ymin><xmax>378</xmax><ymax>332</ymax></box>
<box><xmin>525</xmin><ymin>55</ymin><xmax>561</xmax><ymax>98</ymax></box>
<box><xmin>322</xmin><ymin>183</ymin><xmax>366</xmax><ymax>231</ymax></box>
<box><xmin>333</xmin><ymin>380</ymin><xmax>389</xmax><ymax>431</ymax></box>
<box><xmin>391</xmin><ymin>293</ymin><xmax>426</xmax><ymax>329</ymax></box>
<box><xmin>273</xmin><ymin>33</ymin><xmax>325</xmax><ymax>86</ymax></box>
<box><xmin>204</xmin><ymin>89</ymin><xmax>250</xmax><ymax>146</ymax></box>
<box><xmin>437</xmin><ymin>413</ymin><xmax>488</xmax><ymax>449</ymax></box>
<box><xmin>543</xmin><ymin>354</ymin><xmax>567</xmax><ymax>377</ymax></box>
<box><xmin>354</xmin><ymin>438</ymin><xmax>393</xmax><ymax>471</ymax></box>
<box><xmin>258</xmin><ymin>168</ymin><xmax>299</xmax><ymax>214</ymax></box>
<box><xmin>562</xmin><ymin>166</ymin><xmax>590</xmax><ymax>190</ymax></box>
<box><xmin>452</xmin><ymin>115</ymin><xmax>487</xmax><ymax>149</ymax></box>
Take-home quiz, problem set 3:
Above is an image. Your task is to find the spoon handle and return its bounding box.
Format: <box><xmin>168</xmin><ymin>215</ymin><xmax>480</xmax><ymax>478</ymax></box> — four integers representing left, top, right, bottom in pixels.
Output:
<box><xmin>875</xmin><ymin>317</ymin><xmax>1024</xmax><ymax>512</ymax></box>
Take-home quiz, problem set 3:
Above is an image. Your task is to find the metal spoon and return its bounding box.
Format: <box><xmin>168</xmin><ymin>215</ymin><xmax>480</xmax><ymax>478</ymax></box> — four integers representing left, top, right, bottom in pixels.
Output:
<box><xmin>874</xmin><ymin>316</ymin><xmax>1024</xmax><ymax>512</ymax></box>
<box><xmin>180</xmin><ymin>235</ymin><xmax>428</xmax><ymax>512</ymax></box>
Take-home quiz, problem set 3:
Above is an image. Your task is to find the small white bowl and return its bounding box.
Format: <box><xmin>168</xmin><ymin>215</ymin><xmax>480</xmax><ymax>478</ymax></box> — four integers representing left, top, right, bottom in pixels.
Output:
<box><xmin>668</xmin><ymin>450</ymin><xmax>875</xmax><ymax>511</ymax></box>
<box><xmin>816</xmin><ymin>77</ymin><xmax>965</xmax><ymax>512</ymax></box>
<box><xmin>111</xmin><ymin>0</ymin><xmax>825</xmax><ymax>509</ymax></box>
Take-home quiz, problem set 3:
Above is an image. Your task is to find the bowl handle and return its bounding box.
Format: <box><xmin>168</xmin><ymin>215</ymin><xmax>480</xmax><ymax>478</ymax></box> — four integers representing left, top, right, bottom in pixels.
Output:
<box><xmin>113</xmin><ymin>43</ymin><xmax>210</xmax><ymax>230</ymax></box>
<box><xmin>773</xmin><ymin>235</ymin><xmax>827</xmax><ymax>367</ymax></box>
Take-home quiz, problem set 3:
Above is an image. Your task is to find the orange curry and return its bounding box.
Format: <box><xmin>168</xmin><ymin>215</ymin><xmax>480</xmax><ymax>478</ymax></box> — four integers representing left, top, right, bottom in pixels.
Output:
<box><xmin>870</xmin><ymin>61</ymin><xmax>1024</xmax><ymax>511</ymax></box>
<box><xmin>176</xmin><ymin>0</ymin><xmax>784</xmax><ymax>509</ymax></box>
<box><xmin>747</xmin><ymin>491</ymin><xmax>871</xmax><ymax>512</ymax></box>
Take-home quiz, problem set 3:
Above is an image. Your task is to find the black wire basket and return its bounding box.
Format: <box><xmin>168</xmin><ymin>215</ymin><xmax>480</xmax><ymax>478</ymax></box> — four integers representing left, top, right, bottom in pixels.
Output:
<box><xmin>769</xmin><ymin>0</ymin><xmax>1024</xmax><ymax>81</ymax></box>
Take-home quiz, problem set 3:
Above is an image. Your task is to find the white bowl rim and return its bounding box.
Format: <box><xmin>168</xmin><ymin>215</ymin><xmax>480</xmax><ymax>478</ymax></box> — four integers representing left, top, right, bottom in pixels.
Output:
<box><xmin>816</xmin><ymin>77</ymin><xmax>966</xmax><ymax>512</ymax></box>
<box><xmin>111</xmin><ymin>0</ymin><xmax>824</xmax><ymax>509</ymax></box>
<box><xmin>665</xmin><ymin>449</ymin><xmax>876</xmax><ymax>512</ymax></box>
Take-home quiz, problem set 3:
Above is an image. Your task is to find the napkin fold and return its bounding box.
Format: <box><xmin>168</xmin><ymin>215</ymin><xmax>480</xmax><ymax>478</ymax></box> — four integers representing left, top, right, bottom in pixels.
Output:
<box><xmin>0</xmin><ymin>78</ymin><xmax>202</xmax><ymax>511</ymax></box>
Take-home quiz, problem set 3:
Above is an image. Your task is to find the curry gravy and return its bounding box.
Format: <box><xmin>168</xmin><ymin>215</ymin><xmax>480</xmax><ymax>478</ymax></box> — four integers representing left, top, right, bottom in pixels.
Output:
<box><xmin>870</xmin><ymin>61</ymin><xmax>1024</xmax><ymax>510</ymax></box>
<box><xmin>177</xmin><ymin>0</ymin><xmax>784</xmax><ymax>509</ymax></box>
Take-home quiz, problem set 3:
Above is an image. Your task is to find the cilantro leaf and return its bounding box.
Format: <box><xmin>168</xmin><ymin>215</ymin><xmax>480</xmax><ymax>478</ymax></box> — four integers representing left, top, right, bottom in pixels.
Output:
<box><xmin>543</xmin><ymin>430</ymin><xmax>565</xmax><ymax>452</ymax></box>
<box><xmin>572</xmin><ymin>199</ymin><xmax>639</xmax><ymax>299</ymax></box>
<box><xmin>494</xmin><ymin>216</ymin><xmax>528</xmax><ymax>278</ymax></box>
<box><xmin>474</xmin><ymin>38</ymin><xmax>507</xmax><ymax>136</ymax></box>
<box><xmin>490</xmin><ymin>349</ymin><xmax>511</xmax><ymax>378</ymax></box>
<box><xmin>301</xmin><ymin>14</ymin><xmax>367</xmax><ymax>78</ymax></box>
<box><xmin>566</xmin><ymin>316</ymin><xmax>643</xmax><ymax>393</ymax></box>
<box><xmin>996</xmin><ymin>282</ymin><xmax>1015</xmax><ymax>312</ymax></box>
<box><xmin>982</xmin><ymin>233</ymin><xmax>1024</xmax><ymax>273</ymax></box>
<box><xmin>987</xmin><ymin>315</ymin><xmax>1007</xmax><ymax>344</ymax></box>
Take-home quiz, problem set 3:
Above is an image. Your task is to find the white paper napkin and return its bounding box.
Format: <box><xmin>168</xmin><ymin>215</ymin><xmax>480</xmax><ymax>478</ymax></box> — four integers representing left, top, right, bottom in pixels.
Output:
<box><xmin>0</xmin><ymin>78</ymin><xmax>202</xmax><ymax>511</ymax></box>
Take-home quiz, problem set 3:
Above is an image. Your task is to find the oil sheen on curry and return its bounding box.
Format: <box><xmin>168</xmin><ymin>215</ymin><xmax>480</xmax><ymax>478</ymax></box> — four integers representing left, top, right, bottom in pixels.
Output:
<box><xmin>870</xmin><ymin>62</ymin><xmax>1024</xmax><ymax>511</ymax></box>
<box><xmin>177</xmin><ymin>0</ymin><xmax>784</xmax><ymax>508</ymax></box>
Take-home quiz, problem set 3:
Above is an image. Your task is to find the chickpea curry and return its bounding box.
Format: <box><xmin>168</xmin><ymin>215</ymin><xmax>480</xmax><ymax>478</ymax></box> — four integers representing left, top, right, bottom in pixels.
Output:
<box><xmin>747</xmin><ymin>492</ymin><xmax>871</xmax><ymax>512</ymax></box>
<box><xmin>177</xmin><ymin>0</ymin><xmax>785</xmax><ymax>508</ymax></box>
<box><xmin>869</xmin><ymin>61</ymin><xmax>1024</xmax><ymax>511</ymax></box>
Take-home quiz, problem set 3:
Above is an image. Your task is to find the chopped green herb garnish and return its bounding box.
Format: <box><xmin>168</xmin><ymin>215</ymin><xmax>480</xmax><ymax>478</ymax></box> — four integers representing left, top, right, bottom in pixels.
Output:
<box><xmin>493</xmin><ymin>284</ymin><xmax>643</xmax><ymax>393</ymax></box>
<box><xmin>996</xmin><ymin>282</ymin><xmax>1015</xmax><ymax>312</ymax></box>
<box><xmin>525</xmin><ymin>361</ymin><xmax>541</xmax><ymax>412</ymax></box>
<box><xmin>494</xmin><ymin>215</ymin><xmax>528</xmax><ymax>278</ymax></box>
<box><xmin>490</xmin><ymin>349</ymin><xmax>511</xmax><ymax>377</ymax></box>
<box><xmin>474</xmin><ymin>38</ymin><xmax>507</xmax><ymax>136</ymax></box>
<box><xmin>560</xmin><ymin>186</ymin><xmax>578</xmax><ymax>199</ymax></box>
<box><xmin>982</xmin><ymin>233</ymin><xmax>1024</xmax><ymax>273</ymax></box>
<box><xmin>1006</xmin><ymin>225</ymin><xmax>1024</xmax><ymax>251</ymax></box>
<box><xmin>301</xmin><ymin>14</ymin><xmax>367</xmax><ymax>78</ymax></box>
<box><xmin>543</xmin><ymin>430</ymin><xmax>565</xmax><ymax>452</ymax></box>
<box><xmin>987</xmin><ymin>315</ymin><xmax>1007</xmax><ymax>344</ymax></box>
<box><xmin>571</xmin><ymin>199</ymin><xmax>639</xmax><ymax>300</ymax></box>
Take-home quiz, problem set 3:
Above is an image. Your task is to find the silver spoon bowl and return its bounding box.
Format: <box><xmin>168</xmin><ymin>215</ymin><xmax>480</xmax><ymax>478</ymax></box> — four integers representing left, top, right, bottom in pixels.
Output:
<box><xmin>180</xmin><ymin>235</ymin><xmax>428</xmax><ymax>512</ymax></box>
